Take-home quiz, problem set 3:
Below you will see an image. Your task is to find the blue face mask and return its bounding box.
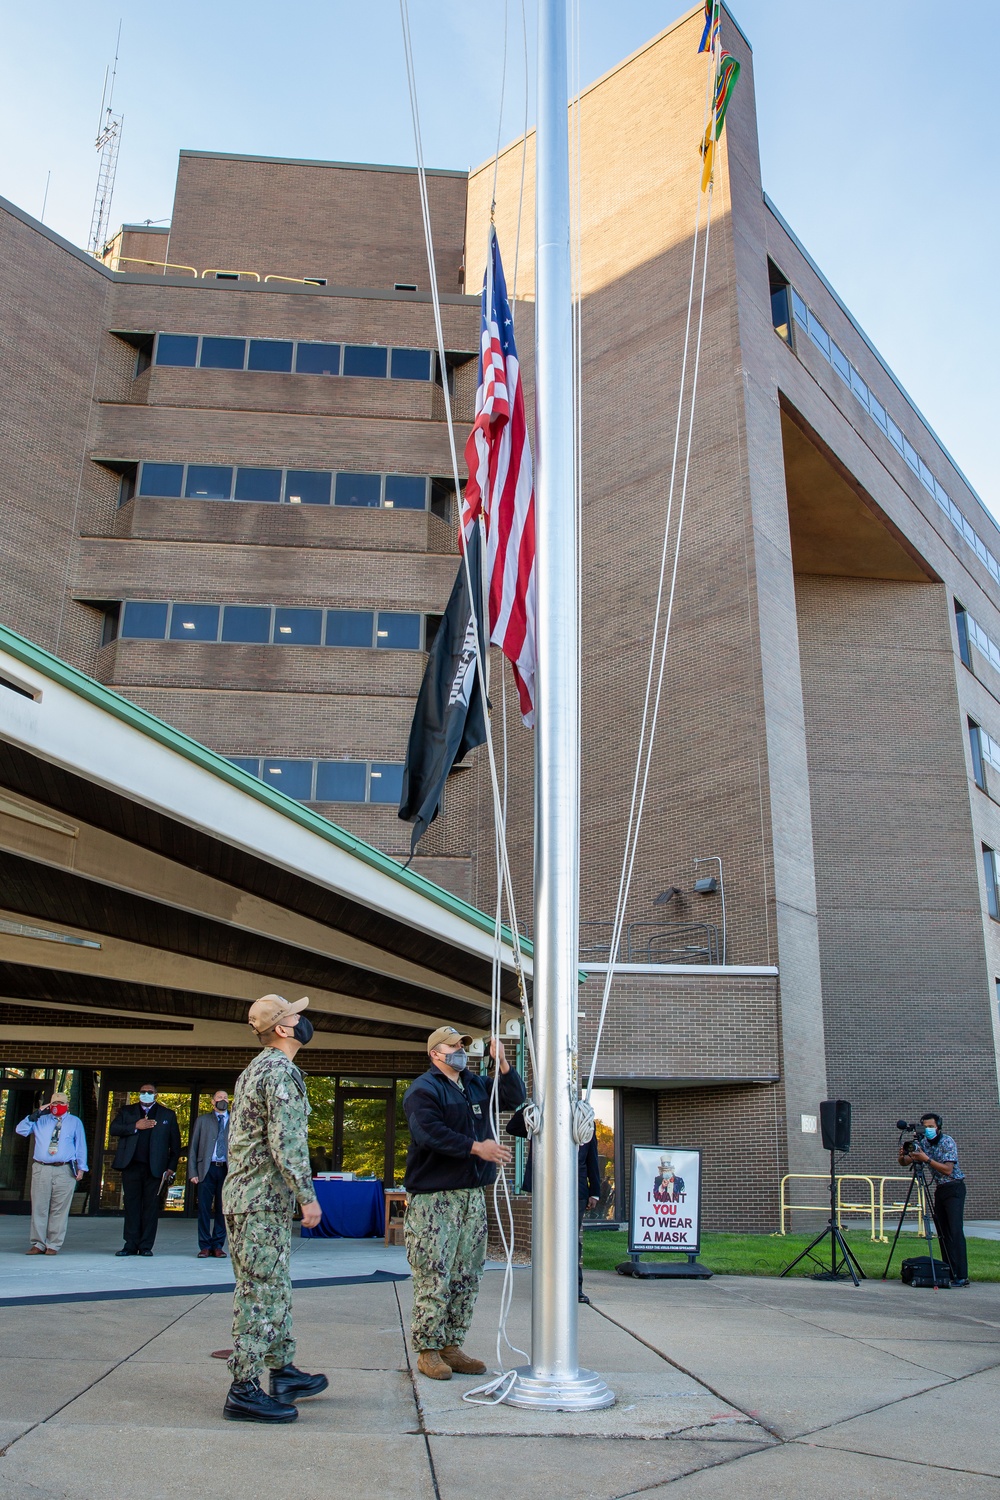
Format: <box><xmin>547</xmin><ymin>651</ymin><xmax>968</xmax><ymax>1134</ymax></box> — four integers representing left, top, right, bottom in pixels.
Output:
<box><xmin>923</xmin><ymin>1126</ymin><xmax>937</xmax><ymax>1141</ymax></box>
<box><xmin>139</xmin><ymin>1093</ymin><xmax>155</xmax><ymax>1106</ymax></box>
<box><xmin>444</xmin><ymin>1049</ymin><xmax>468</xmax><ymax>1072</ymax></box>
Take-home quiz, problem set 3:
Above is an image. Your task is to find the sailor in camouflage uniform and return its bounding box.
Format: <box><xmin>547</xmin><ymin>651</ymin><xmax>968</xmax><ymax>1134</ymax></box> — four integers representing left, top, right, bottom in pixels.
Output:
<box><xmin>221</xmin><ymin>993</ymin><xmax>328</xmax><ymax>1423</ymax></box>
<box><xmin>403</xmin><ymin>1027</ymin><xmax>525</xmax><ymax>1380</ymax></box>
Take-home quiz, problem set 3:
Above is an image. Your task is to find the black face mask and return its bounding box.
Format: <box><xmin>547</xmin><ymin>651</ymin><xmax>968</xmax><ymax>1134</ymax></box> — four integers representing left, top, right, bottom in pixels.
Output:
<box><xmin>292</xmin><ymin>1016</ymin><xmax>314</xmax><ymax>1045</ymax></box>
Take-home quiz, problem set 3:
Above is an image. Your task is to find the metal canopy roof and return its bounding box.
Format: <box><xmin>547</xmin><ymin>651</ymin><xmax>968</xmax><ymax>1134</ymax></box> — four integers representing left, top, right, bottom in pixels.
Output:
<box><xmin>0</xmin><ymin>625</ymin><xmax>529</xmax><ymax>1055</ymax></box>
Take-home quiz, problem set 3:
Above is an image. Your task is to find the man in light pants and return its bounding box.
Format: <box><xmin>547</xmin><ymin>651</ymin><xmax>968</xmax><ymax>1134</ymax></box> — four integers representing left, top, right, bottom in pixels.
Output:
<box><xmin>16</xmin><ymin>1091</ymin><xmax>87</xmax><ymax>1255</ymax></box>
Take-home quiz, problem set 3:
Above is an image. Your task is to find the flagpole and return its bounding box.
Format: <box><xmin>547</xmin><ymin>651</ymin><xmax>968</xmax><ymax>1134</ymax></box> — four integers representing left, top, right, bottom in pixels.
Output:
<box><xmin>505</xmin><ymin>0</ymin><xmax>612</xmax><ymax>1412</ymax></box>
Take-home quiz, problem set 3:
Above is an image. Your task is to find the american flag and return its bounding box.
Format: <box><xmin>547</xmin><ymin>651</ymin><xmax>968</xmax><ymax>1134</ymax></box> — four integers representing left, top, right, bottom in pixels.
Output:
<box><xmin>461</xmin><ymin>227</ymin><xmax>536</xmax><ymax>727</ymax></box>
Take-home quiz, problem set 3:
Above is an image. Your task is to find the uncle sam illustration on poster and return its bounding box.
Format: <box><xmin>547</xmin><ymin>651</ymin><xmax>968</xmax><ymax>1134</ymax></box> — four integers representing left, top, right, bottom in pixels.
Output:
<box><xmin>629</xmin><ymin>1147</ymin><xmax>702</xmax><ymax>1254</ymax></box>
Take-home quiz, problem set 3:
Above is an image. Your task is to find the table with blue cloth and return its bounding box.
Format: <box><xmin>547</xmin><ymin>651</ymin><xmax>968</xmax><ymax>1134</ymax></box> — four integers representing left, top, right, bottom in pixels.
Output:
<box><xmin>300</xmin><ymin>1179</ymin><xmax>386</xmax><ymax>1239</ymax></box>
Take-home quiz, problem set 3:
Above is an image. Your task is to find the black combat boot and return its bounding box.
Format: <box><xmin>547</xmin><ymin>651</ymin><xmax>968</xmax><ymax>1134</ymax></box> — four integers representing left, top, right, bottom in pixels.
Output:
<box><xmin>268</xmin><ymin>1363</ymin><xmax>330</xmax><ymax>1403</ymax></box>
<box><xmin>223</xmin><ymin>1376</ymin><xmax>299</xmax><ymax>1422</ymax></box>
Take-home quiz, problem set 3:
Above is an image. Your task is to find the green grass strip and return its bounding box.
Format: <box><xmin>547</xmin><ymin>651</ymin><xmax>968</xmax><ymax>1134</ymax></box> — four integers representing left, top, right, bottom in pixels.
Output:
<box><xmin>583</xmin><ymin>1228</ymin><xmax>1000</xmax><ymax>1280</ymax></box>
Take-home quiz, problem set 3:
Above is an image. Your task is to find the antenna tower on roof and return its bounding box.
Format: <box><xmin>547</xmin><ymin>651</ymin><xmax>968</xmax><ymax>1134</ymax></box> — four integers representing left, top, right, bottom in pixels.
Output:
<box><xmin>87</xmin><ymin>21</ymin><xmax>123</xmax><ymax>261</ymax></box>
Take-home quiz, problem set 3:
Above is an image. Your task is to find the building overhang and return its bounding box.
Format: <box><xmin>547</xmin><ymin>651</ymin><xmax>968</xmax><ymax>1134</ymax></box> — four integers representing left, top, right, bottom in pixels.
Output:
<box><xmin>0</xmin><ymin>626</ymin><xmax>529</xmax><ymax>1058</ymax></box>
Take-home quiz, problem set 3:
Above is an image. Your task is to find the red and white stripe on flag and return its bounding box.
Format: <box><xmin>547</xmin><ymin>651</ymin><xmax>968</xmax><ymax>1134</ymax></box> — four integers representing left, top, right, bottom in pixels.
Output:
<box><xmin>461</xmin><ymin>227</ymin><xmax>536</xmax><ymax>727</ymax></box>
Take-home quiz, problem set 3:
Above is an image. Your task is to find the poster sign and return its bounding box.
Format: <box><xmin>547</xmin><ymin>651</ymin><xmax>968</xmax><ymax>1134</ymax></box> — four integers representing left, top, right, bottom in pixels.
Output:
<box><xmin>629</xmin><ymin>1146</ymin><xmax>702</xmax><ymax>1255</ymax></box>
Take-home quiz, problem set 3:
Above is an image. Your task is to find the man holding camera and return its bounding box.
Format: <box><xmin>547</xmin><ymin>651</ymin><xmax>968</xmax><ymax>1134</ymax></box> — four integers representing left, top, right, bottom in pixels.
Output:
<box><xmin>899</xmin><ymin>1112</ymin><xmax>968</xmax><ymax>1287</ymax></box>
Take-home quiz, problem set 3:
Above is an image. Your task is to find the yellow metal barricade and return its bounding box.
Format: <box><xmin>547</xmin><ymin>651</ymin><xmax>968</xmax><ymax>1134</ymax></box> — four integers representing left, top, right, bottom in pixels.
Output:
<box><xmin>111</xmin><ymin>257</ymin><xmax>198</xmax><ymax>277</ymax></box>
<box><xmin>779</xmin><ymin>1173</ymin><xmax>877</xmax><ymax>1239</ymax></box>
<box><xmin>877</xmin><ymin>1174</ymin><xmax>926</xmax><ymax>1243</ymax></box>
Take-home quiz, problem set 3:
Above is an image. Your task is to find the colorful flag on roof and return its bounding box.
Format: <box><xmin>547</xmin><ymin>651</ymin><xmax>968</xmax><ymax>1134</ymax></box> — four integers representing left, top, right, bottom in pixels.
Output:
<box><xmin>698</xmin><ymin>1</ymin><xmax>720</xmax><ymax>54</ymax></box>
<box><xmin>700</xmin><ymin>50</ymin><xmax>741</xmax><ymax>192</ymax></box>
<box><xmin>461</xmin><ymin>227</ymin><xmax>536</xmax><ymax>727</ymax></box>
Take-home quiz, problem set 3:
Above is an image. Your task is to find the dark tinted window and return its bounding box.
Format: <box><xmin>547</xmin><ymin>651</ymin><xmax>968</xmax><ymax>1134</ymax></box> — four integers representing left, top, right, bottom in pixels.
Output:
<box><xmin>155</xmin><ymin>333</ymin><xmax>198</xmax><ymax>366</ymax></box>
<box><xmin>343</xmin><ymin>344</ymin><xmax>387</xmax><ymax>378</ymax></box>
<box><xmin>185</xmin><ymin>465</ymin><xmax>233</xmax><ymax>499</ymax></box>
<box><xmin>221</xmin><ymin>605</ymin><xmax>272</xmax><ymax>643</ymax></box>
<box><xmin>234</xmin><ymin>467</ymin><xmax>282</xmax><ymax>503</ymax></box>
<box><xmin>315</xmin><ymin>761</ymin><xmax>367</xmax><ymax>802</ymax></box>
<box><xmin>377</xmin><ymin>612</ymin><xmax>421</xmax><ymax>650</ymax></box>
<box><xmin>970</xmin><ymin>720</ymin><xmax>987</xmax><ymax>791</ymax></box>
<box><xmin>274</xmin><ymin>607</ymin><xmax>323</xmax><ymax>645</ymax></box>
<box><xmin>168</xmin><ymin>603</ymin><xmax>220</xmax><ymax>641</ymax></box>
<box><xmin>139</xmin><ymin>462</ymin><xmax>184</xmax><ymax>497</ymax></box>
<box><xmin>262</xmin><ymin>759</ymin><xmax>313</xmax><ymax>800</ymax></box>
<box><xmin>391</xmin><ymin>348</ymin><xmax>431</xmax><ymax>381</ymax></box>
<box><xmin>369</xmin><ymin>763</ymin><xmax>404</xmax><ymax>803</ymax></box>
<box><xmin>226</xmin><ymin>757</ymin><xmax>261</xmax><ymax>776</ymax></box>
<box><xmin>325</xmin><ymin>610</ymin><xmax>374</xmax><ymax>647</ymax></box>
<box><xmin>296</xmin><ymin>342</ymin><xmax>341</xmax><ymax>376</ymax></box>
<box><xmin>335</xmin><ymin>473</ymin><xmax>381</xmax><ymax>508</ymax></box>
<box><xmin>385</xmin><ymin>475</ymin><xmax>427</xmax><ymax>510</ymax></box>
<box><xmin>121</xmin><ymin>601</ymin><xmax>169</xmax><ymax>639</ymax></box>
<box><xmin>199</xmin><ymin>336</ymin><xmax>246</xmax><ymax>370</ymax></box>
<box><xmin>285</xmin><ymin>470</ymin><xmax>332</xmax><ymax>505</ymax></box>
<box><xmin>247</xmin><ymin>339</ymin><xmax>293</xmax><ymax>372</ymax></box>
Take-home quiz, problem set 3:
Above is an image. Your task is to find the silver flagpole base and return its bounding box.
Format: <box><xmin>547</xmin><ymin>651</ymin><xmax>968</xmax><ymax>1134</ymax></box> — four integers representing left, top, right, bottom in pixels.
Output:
<box><xmin>503</xmin><ymin>1366</ymin><xmax>615</xmax><ymax>1411</ymax></box>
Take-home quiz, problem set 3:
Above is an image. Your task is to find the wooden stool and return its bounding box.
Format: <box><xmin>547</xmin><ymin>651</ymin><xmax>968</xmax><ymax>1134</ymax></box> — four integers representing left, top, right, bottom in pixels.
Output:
<box><xmin>384</xmin><ymin>1189</ymin><xmax>408</xmax><ymax>1245</ymax></box>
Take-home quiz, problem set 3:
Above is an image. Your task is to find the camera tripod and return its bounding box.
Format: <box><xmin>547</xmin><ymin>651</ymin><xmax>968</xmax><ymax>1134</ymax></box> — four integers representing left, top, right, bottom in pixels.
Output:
<box><xmin>882</xmin><ymin>1146</ymin><xmax>948</xmax><ymax>1287</ymax></box>
<box><xmin>780</xmin><ymin>1145</ymin><xmax>866</xmax><ymax>1286</ymax></box>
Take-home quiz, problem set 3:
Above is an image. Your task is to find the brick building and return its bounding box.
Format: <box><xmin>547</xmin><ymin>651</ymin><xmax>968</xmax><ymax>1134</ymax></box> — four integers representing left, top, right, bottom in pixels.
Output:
<box><xmin>1</xmin><ymin>3</ymin><xmax>998</xmax><ymax>1231</ymax></box>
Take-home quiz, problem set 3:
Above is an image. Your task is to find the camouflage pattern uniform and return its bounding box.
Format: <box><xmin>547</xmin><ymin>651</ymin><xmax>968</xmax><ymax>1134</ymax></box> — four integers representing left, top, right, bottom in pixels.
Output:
<box><xmin>404</xmin><ymin>1188</ymin><xmax>487</xmax><ymax>1351</ymax></box>
<box><xmin>222</xmin><ymin>1048</ymin><xmax>316</xmax><ymax>1382</ymax></box>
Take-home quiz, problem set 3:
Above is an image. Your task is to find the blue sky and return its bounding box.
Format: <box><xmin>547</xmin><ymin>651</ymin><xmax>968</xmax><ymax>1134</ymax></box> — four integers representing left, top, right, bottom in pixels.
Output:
<box><xmin>1</xmin><ymin>2</ymin><xmax>995</xmax><ymax>516</ymax></box>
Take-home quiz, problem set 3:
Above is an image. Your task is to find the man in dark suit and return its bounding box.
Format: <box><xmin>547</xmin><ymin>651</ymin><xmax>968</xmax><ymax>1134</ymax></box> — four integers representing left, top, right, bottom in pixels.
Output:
<box><xmin>188</xmin><ymin>1089</ymin><xmax>231</xmax><ymax>1258</ymax></box>
<box><xmin>109</xmin><ymin>1083</ymin><xmax>181</xmax><ymax>1256</ymax></box>
<box><xmin>518</xmin><ymin>1130</ymin><xmax>601</xmax><ymax>1303</ymax></box>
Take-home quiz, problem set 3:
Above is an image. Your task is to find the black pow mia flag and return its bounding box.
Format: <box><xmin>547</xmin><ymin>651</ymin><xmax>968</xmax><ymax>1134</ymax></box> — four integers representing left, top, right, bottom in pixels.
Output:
<box><xmin>398</xmin><ymin>525</ymin><xmax>488</xmax><ymax>856</ymax></box>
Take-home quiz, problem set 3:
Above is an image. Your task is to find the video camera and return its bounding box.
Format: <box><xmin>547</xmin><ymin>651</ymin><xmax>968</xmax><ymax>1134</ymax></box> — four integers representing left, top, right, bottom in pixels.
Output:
<box><xmin>896</xmin><ymin>1119</ymin><xmax>926</xmax><ymax>1155</ymax></box>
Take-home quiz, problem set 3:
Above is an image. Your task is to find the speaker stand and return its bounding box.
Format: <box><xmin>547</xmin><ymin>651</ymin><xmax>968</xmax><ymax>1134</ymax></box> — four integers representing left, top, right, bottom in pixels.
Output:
<box><xmin>780</xmin><ymin>1147</ymin><xmax>866</xmax><ymax>1287</ymax></box>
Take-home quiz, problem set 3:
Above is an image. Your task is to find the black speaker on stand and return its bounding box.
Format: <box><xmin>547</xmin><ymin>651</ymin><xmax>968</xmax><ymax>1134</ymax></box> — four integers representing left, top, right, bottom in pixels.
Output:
<box><xmin>781</xmin><ymin>1100</ymin><xmax>865</xmax><ymax>1286</ymax></box>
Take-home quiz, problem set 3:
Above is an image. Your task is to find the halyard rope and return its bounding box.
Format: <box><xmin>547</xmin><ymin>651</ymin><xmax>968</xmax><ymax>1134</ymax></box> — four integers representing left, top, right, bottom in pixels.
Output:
<box><xmin>583</xmin><ymin>4</ymin><xmax>724</xmax><ymax>1102</ymax></box>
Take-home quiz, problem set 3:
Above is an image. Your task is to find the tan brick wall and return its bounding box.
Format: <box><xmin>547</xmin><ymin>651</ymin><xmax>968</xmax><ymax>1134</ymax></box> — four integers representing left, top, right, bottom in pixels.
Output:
<box><xmin>165</xmin><ymin>153</ymin><xmax>468</xmax><ymax>293</ymax></box>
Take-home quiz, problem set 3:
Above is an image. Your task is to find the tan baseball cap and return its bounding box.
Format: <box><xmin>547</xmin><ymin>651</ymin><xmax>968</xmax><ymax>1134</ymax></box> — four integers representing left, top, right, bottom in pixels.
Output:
<box><xmin>248</xmin><ymin>993</ymin><xmax>309</xmax><ymax>1036</ymax></box>
<box><xmin>427</xmin><ymin>1025</ymin><xmax>473</xmax><ymax>1054</ymax></box>
<box><xmin>49</xmin><ymin>1091</ymin><xmax>69</xmax><ymax>1105</ymax></box>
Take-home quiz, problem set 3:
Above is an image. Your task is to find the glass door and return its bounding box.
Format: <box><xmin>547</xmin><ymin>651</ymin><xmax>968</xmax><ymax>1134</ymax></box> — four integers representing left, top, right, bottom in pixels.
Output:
<box><xmin>95</xmin><ymin>1085</ymin><xmax>197</xmax><ymax>1213</ymax></box>
<box><xmin>334</xmin><ymin>1086</ymin><xmax>394</xmax><ymax>1184</ymax></box>
<box><xmin>585</xmin><ymin>1088</ymin><xmax>618</xmax><ymax>1222</ymax></box>
<box><xmin>0</xmin><ymin>1082</ymin><xmax>45</xmax><ymax>1208</ymax></box>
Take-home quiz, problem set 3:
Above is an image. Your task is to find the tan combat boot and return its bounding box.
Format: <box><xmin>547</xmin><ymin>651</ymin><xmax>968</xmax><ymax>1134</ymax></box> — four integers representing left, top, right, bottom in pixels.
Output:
<box><xmin>440</xmin><ymin>1345</ymin><xmax>487</xmax><ymax>1375</ymax></box>
<box><xmin>416</xmin><ymin>1350</ymin><xmax>453</xmax><ymax>1380</ymax></box>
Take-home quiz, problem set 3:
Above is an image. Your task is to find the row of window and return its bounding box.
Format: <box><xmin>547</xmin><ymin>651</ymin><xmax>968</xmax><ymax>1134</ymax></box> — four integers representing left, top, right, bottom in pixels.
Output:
<box><xmin>773</xmin><ymin>272</ymin><xmax>1000</xmax><ymax>589</ymax></box>
<box><xmin>154</xmin><ymin>332</ymin><xmax>435</xmax><ymax>382</ymax></box>
<box><xmin>131</xmin><ymin>461</ymin><xmax>432</xmax><ymax>510</ymax></box>
<box><xmin>227</xmin><ymin>756</ymin><xmax>404</xmax><ymax>805</ymax></box>
<box><xmin>115</xmin><ymin>601</ymin><xmax>428</xmax><ymax>651</ymax></box>
<box><xmin>955</xmin><ymin>601</ymin><xmax>1000</xmax><ymax>678</ymax></box>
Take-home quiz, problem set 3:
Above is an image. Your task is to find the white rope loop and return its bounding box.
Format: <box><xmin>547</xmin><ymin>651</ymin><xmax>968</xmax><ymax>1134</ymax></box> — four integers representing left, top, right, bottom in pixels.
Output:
<box><xmin>398</xmin><ymin>0</ymin><xmax>535</xmax><ymax>1405</ymax></box>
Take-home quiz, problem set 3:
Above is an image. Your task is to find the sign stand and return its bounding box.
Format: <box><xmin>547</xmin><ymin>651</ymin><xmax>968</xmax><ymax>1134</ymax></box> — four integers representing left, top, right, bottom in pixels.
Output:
<box><xmin>616</xmin><ymin>1146</ymin><xmax>713</xmax><ymax>1280</ymax></box>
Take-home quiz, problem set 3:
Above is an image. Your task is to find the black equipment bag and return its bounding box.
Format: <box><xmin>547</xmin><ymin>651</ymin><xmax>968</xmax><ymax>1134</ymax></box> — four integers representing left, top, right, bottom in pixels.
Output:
<box><xmin>901</xmin><ymin>1255</ymin><xmax>951</xmax><ymax>1288</ymax></box>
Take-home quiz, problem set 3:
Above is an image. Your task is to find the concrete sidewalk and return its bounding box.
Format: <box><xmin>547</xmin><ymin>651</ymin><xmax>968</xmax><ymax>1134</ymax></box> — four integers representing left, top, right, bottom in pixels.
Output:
<box><xmin>2</xmin><ymin>1256</ymin><xmax>998</xmax><ymax>1499</ymax></box>
<box><xmin>0</xmin><ymin>1215</ymin><xmax>412</xmax><ymax>1301</ymax></box>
